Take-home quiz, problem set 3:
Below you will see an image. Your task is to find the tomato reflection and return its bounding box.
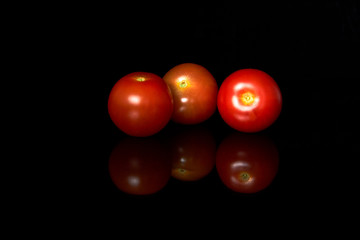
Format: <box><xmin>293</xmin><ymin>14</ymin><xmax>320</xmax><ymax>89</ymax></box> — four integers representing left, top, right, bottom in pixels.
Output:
<box><xmin>216</xmin><ymin>133</ymin><xmax>279</xmax><ymax>193</ymax></box>
<box><xmin>108</xmin><ymin>137</ymin><xmax>171</xmax><ymax>195</ymax></box>
<box><xmin>169</xmin><ymin>126</ymin><xmax>216</xmax><ymax>181</ymax></box>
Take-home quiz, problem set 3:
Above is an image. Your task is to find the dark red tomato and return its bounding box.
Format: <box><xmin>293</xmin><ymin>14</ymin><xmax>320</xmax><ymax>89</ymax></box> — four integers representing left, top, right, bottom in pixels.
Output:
<box><xmin>217</xmin><ymin>69</ymin><xmax>282</xmax><ymax>132</ymax></box>
<box><xmin>216</xmin><ymin>133</ymin><xmax>279</xmax><ymax>193</ymax></box>
<box><xmin>169</xmin><ymin>126</ymin><xmax>216</xmax><ymax>181</ymax></box>
<box><xmin>108</xmin><ymin>137</ymin><xmax>171</xmax><ymax>195</ymax></box>
<box><xmin>163</xmin><ymin>63</ymin><xmax>218</xmax><ymax>124</ymax></box>
<box><xmin>108</xmin><ymin>72</ymin><xmax>173</xmax><ymax>137</ymax></box>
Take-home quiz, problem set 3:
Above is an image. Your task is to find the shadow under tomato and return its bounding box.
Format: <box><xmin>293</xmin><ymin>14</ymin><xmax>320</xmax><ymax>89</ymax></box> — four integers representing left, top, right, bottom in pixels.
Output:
<box><xmin>216</xmin><ymin>132</ymin><xmax>279</xmax><ymax>194</ymax></box>
<box><xmin>169</xmin><ymin>125</ymin><xmax>216</xmax><ymax>181</ymax></box>
<box><xmin>108</xmin><ymin>137</ymin><xmax>172</xmax><ymax>195</ymax></box>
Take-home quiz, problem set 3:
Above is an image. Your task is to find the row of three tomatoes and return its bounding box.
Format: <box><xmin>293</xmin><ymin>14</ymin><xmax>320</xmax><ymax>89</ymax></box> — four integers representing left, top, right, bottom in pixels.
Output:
<box><xmin>108</xmin><ymin>63</ymin><xmax>282</xmax><ymax>137</ymax></box>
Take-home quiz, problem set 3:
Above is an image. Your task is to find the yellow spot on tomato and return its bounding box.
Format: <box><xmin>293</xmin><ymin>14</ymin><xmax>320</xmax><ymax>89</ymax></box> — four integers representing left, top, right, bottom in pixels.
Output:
<box><xmin>240</xmin><ymin>92</ymin><xmax>256</xmax><ymax>105</ymax></box>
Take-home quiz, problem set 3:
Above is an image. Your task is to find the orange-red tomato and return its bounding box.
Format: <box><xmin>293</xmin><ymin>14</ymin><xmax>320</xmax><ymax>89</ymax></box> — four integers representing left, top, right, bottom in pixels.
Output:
<box><xmin>216</xmin><ymin>133</ymin><xmax>279</xmax><ymax>193</ymax></box>
<box><xmin>217</xmin><ymin>69</ymin><xmax>282</xmax><ymax>132</ymax></box>
<box><xmin>169</xmin><ymin>126</ymin><xmax>216</xmax><ymax>181</ymax></box>
<box><xmin>163</xmin><ymin>63</ymin><xmax>218</xmax><ymax>124</ymax></box>
<box><xmin>108</xmin><ymin>137</ymin><xmax>171</xmax><ymax>195</ymax></box>
<box><xmin>108</xmin><ymin>72</ymin><xmax>173</xmax><ymax>137</ymax></box>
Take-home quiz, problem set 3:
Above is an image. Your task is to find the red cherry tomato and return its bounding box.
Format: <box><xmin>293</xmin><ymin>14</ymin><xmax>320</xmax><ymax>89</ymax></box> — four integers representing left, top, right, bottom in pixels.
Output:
<box><xmin>163</xmin><ymin>63</ymin><xmax>218</xmax><ymax>124</ymax></box>
<box><xmin>217</xmin><ymin>69</ymin><xmax>282</xmax><ymax>132</ymax></box>
<box><xmin>108</xmin><ymin>137</ymin><xmax>171</xmax><ymax>195</ymax></box>
<box><xmin>216</xmin><ymin>133</ymin><xmax>279</xmax><ymax>193</ymax></box>
<box><xmin>170</xmin><ymin>126</ymin><xmax>216</xmax><ymax>181</ymax></box>
<box><xmin>108</xmin><ymin>72</ymin><xmax>173</xmax><ymax>137</ymax></box>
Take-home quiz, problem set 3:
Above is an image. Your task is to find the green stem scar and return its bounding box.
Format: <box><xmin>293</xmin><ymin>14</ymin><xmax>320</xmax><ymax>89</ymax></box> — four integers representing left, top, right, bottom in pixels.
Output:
<box><xmin>136</xmin><ymin>77</ymin><xmax>145</xmax><ymax>82</ymax></box>
<box><xmin>179</xmin><ymin>80</ymin><xmax>187</xmax><ymax>88</ymax></box>
<box><xmin>239</xmin><ymin>172</ymin><xmax>250</xmax><ymax>182</ymax></box>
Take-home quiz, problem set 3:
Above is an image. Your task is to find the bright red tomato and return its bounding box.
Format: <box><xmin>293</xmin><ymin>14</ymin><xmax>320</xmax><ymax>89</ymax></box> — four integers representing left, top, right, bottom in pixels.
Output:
<box><xmin>216</xmin><ymin>133</ymin><xmax>279</xmax><ymax>193</ymax></box>
<box><xmin>108</xmin><ymin>137</ymin><xmax>171</xmax><ymax>195</ymax></box>
<box><xmin>217</xmin><ymin>69</ymin><xmax>282</xmax><ymax>132</ymax></box>
<box><xmin>163</xmin><ymin>63</ymin><xmax>218</xmax><ymax>124</ymax></box>
<box><xmin>169</xmin><ymin>126</ymin><xmax>216</xmax><ymax>181</ymax></box>
<box><xmin>108</xmin><ymin>72</ymin><xmax>173</xmax><ymax>137</ymax></box>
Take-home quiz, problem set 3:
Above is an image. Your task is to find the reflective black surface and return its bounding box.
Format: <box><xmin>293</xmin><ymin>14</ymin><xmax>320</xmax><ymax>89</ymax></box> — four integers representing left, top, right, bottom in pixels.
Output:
<box><xmin>107</xmin><ymin>126</ymin><xmax>280</xmax><ymax>196</ymax></box>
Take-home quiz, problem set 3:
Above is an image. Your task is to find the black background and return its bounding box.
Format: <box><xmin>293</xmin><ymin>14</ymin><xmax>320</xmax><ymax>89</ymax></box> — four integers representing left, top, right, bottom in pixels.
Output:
<box><xmin>62</xmin><ymin>1</ymin><xmax>359</xmax><ymax>221</ymax></box>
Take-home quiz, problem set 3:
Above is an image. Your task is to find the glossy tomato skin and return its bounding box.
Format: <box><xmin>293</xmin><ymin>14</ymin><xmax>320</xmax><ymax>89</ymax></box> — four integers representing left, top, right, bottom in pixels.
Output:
<box><xmin>108</xmin><ymin>72</ymin><xmax>173</xmax><ymax>137</ymax></box>
<box><xmin>163</xmin><ymin>63</ymin><xmax>218</xmax><ymax>124</ymax></box>
<box><xmin>169</xmin><ymin>126</ymin><xmax>216</xmax><ymax>181</ymax></box>
<box><xmin>217</xmin><ymin>69</ymin><xmax>282</xmax><ymax>132</ymax></box>
<box><xmin>216</xmin><ymin>133</ymin><xmax>279</xmax><ymax>193</ymax></box>
<box><xmin>108</xmin><ymin>137</ymin><xmax>171</xmax><ymax>195</ymax></box>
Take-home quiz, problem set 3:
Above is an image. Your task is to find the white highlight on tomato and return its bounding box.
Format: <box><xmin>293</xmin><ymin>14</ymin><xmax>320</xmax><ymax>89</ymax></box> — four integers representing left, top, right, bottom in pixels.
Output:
<box><xmin>128</xmin><ymin>95</ymin><xmax>141</xmax><ymax>105</ymax></box>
